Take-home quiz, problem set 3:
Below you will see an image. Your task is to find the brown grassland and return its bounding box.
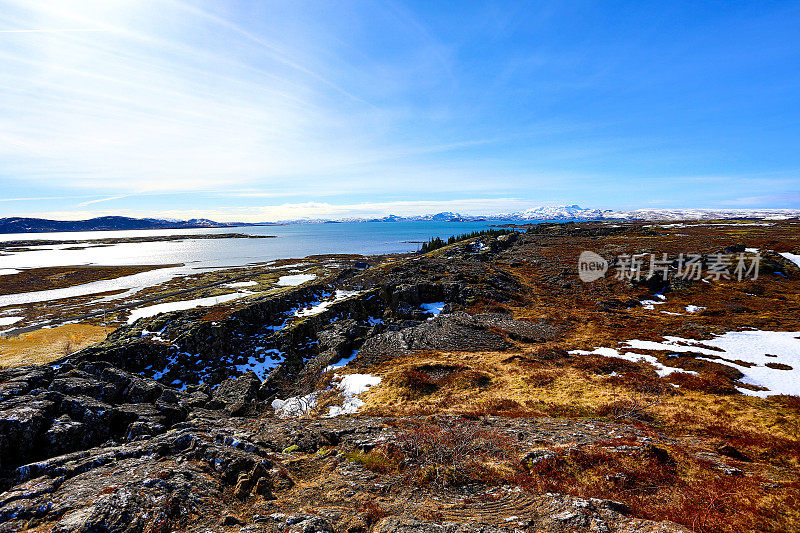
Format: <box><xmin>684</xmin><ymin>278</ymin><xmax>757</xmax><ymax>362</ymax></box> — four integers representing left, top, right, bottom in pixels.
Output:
<box><xmin>1</xmin><ymin>220</ymin><xmax>800</xmax><ymax>532</ymax></box>
<box><xmin>337</xmin><ymin>220</ymin><xmax>800</xmax><ymax>532</ymax></box>
<box><xmin>0</xmin><ymin>323</ymin><xmax>108</xmax><ymax>367</ymax></box>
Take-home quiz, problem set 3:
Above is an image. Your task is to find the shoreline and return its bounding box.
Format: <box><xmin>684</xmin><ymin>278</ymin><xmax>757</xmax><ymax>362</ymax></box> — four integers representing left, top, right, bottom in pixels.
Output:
<box><xmin>0</xmin><ymin>232</ymin><xmax>275</xmax><ymax>251</ymax></box>
<box><xmin>0</xmin><ymin>250</ymin><xmax>408</xmax><ymax>343</ymax></box>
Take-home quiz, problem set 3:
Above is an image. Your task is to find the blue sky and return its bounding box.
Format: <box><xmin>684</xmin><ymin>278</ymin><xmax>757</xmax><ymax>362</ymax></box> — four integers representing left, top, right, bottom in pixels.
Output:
<box><xmin>0</xmin><ymin>0</ymin><xmax>798</xmax><ymax>221</ymax></box>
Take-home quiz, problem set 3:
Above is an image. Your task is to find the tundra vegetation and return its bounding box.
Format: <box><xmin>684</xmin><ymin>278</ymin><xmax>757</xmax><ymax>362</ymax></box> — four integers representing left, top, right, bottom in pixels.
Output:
<box><xmin>0</xmin><ymin>220</ymin><xmax>798</xmax><ymax>532</ymax></box>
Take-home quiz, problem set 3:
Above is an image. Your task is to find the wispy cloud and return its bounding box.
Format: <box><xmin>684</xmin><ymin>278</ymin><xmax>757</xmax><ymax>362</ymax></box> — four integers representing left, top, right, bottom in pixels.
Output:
<box><xmin>0</xmin><ymin>195</ymin><xmax>93</xmax><ymax>203</ymax></box>
<box><xmin>22</xmin><ymin>197</ymin><xmax>536</xmax><ymax>223</ymax></box>
<box><xmin>0</xmin><ymin>28</ymin><xmax>109</xmax><ymax>33</ymax></box>
<box><xmin>75</xmin><ymin>194</ymin><xmax>132</xmax><ymax>207</ymax></box>
<box><xmin>0</xmin><ymin>0</ymin><xmax>600</xmax><ymax>199</ymax></box>
<box><xmin>0</xmin><ymin>1</ymin><xmax>798</xmax><ymax>216</ymax></box>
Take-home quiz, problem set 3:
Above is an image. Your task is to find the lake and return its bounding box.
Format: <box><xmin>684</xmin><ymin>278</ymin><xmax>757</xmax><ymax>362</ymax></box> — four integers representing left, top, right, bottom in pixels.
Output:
<box><xmin>0</xmin><ymin>220</ymin><xmax>518</xmax><ymax>270</ymax></box>
<box><xmin>0</xmin><ymin>220</ymin><xmax>533</xmax><ymax>307</ymax></box>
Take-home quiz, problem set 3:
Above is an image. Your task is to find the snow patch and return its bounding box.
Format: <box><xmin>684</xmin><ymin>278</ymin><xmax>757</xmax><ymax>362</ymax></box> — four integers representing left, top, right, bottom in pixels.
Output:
<box><xmin>640</xmin><ymin>300</ymin><xmax>664</xmax><ymax>310</ymax></box>
<box><xmin>236</xmin><ymin>349</ymin><xmax>284</xmax><ymax>379</ymax></box>
<box><xmin>272</xmin><ymin>393</ymin><xmax>318</xmax><ymax>418</ymax></box>
<box><xmin>0</xmin><ymin>316</ymin><xmax>23</xmax><ymax>326</ymax></box>
<box><xmin>623</xmin><ymin>331</ymin><xmax>800</xmax><ymax>397</ymax></box>
<box><xmin>276</xmin><ymin>273</ymin><xmax>316</xmax><ymax>286</ymax></box>
<box><xmin>780</xmin><ymin>252</ymin><xmax>800</xmax><ymax>269</ymax></box>
<box><xmin>127</xmin><ymin>292</ymin><xmax>245</xmax><ymax>323</ymax></box>
<box><xmin>327</xmin><ymin>373</ymin><xmax>382</xmax><ymax>417</ymax></box>
<box><xmin>150</xmin><ymin>353</ymin><xmax>179</xmax><ymax>381</ymax></box>
<box><xmin>325</xmin><ymin>349</ymin><xmax>359</xmax><ymax>372</ymax></box>
<box><xmin>569</xmin><ymin>347</ymin><xmax>695</xmax><ymax>377</ymax></box>
<box><xmin>271</xmin><ymin>372</ymin><xmax>382</xmax><ymax>418</ymax></box>
<box><xmin>574</xmin><ymin>331</ymin><xmax>800</xmax><ymax>397</ymax></box>
<box><xmin>0</xmin><ymin>269</ymin><xmax>20</xmax><ymax>276</ymax></box>
<box><xmin>0</xmin><ymin>265</ymin><xmax>193</xmax><ymax>307</ymax></box>
<box><xmin>294</xmin><ymin>290</ymin><xmax>362</xmax><ymax>318</ymax></box>
<box><xmin>685</xmin><ymin>305</ymin><xmax>706</xmax><ymax>314</ymax></box>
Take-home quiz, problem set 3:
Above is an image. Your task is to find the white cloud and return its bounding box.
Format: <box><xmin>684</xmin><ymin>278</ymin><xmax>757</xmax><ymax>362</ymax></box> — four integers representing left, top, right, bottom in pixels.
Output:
<box><xmin>2</xmin><ymin>1</ymin><xmax>796</xmax><ymax>215</ymax></box>
<box><xmin>0</xmin><ymin>0</ymin><xmax>513</xmax><ymax>198</ymax></box>
<box><xmin>20</xmin><ymin>197</ymin><xmax>535</xmax><ymax>223</ymax></box>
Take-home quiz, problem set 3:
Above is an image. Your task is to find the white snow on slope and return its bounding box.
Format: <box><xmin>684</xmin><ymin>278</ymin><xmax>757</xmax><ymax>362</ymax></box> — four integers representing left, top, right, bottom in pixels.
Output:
<box><xmin>569</xmin><ymin>347</ymin><xmax>695</xmax><ymax>377</ymax></box>
<box><xmin>276</xmin><ymin>273</ymin><xmax>316</xmax><ymax>286</ymax></box>
<box><xmin>272</xmin><ymin>372</ymin><xmax>382</xmax><ymax>418</ymax></box>
<box><xmin>127</xmin><ymin>292</ymin><xmax>245</xmax><ymax>323</ymax></box>
<box><xmin>326</xmin><ymin>349</ymin><xmax>359</xmax><ymax>371</ymax></box>
<box><xmin>780</xmin><ymin>252</ymin><xmax>800</xmax><ymax>269</ymax></box>
<box><xmin>327</xmin><ymin>374</ymin><xmax>382</xmax><ymax>417</ymax></box>
<box><xmin>235</xmin><ymin>349</ymin><xmax>285</xmax><ymax>379</ymax></box>
<box><xmin>573</xmin><ymin>331</ymin><xmax>800</xmax><ymax>397</ymax></box>
<box><xmin>272</xmin><ymin>392</ymin><xmax>318</xmax><ymax>418</ymax></box>
<box><xmin>640</xmin><ymin>299</ymin><xmax>664</xmax><ymax>310</ymax></box>
<box><xmin>0</xmin><ymin>316</ymin><xmax>23</xmax><ymax>326</ymax></box>
<box><xmin>0</xmin><ymin>265</ymin><xmax>191</xmax><ymax>307</ymax></box>
<box><xmin>685</xmin><ymin>305</ymin><xmax>706</xmax><ymax>313</ymax></box>
<box><xmin>295</xmin><ymin>290</ymin><xmax>361</xmax><ymax>317</ymax></box>
<box><xmin>0</xmin><ymin>269</ymin><xmax>19</xmax><ymax>276</ymax></box>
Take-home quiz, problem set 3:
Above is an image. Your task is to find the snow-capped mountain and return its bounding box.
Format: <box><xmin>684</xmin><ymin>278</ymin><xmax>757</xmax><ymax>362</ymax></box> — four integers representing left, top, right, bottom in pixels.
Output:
<box><xmin>604</xmin><ymin>208</ymin><xmax>800</xmax><ymax>221</ymax></box>
<box><xmin>281</xmin><ymin>205</ymin><xmax>800</xmax><ymax>224</ymax></box>
<box><xmin>484</xmin><ymin>205</ymin><xmax>799</xmax><ymax>222</ymax></box>
<box><xmin>337</xmin><ymin>212</ymin><xmax>472</xmax><ymax>223</ymax></box>
<box><xmin>495</xmin><ymin>204</ymin><xmax>610</xmax><ymax>221</ymax></box>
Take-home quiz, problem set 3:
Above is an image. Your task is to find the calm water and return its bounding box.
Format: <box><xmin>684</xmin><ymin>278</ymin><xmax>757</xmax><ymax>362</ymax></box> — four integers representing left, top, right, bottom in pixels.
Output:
<box><xmin>0</xmin><ymin>220</ymin><xmax>534</xmax><ymax>306</ymax></box>
<box><xmin>0</xmin><ymin>220</ymin><xmax>515</xmax><ymax>270</ymax></box>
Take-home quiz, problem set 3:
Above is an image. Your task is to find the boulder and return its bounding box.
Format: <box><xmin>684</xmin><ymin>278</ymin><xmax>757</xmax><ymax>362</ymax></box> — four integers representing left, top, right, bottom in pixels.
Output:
<box><xmin>210</xmin><ymin>372</ymin><xmax>261</xmax><ymax>410</ymax></box>
<box><xmin>356</xmin><ymin>312</ymin><xmax>510</xmax><ymax>365</ymax></box>
<box><xmin>0</xmin><ymin>399</ymin><xmax>56</xmax><ymax>470</ymax></box>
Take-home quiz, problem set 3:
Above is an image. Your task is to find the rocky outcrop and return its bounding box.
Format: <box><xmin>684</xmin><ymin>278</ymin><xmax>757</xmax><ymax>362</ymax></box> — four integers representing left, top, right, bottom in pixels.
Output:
<box><xmin>0</xmin><ymin>362</ymin><xmax>193</xmax><ymax>478</ymax></box>
<box><xmin>355</xmin><ymin>312</ymin><xmax>559</xmax><ymax>366</ymax></box>
<box><xmin>0</xmin><ymin>239</ymin><xmax>545</xmax><ymax>482</ymax></box>
<box><xmin>209</xmin><ymin>372</ymin><xmax>262</xmax><ymax>413</ymax></box>
<box><xmin>48</xmin><ymin>237</ymin><xmax>532</xmax><ymax>399</ymax></box>
<box><xmin>0</xmin><ymin>414</ymin><xmax>690</xmax><ymax>533</ymax></box>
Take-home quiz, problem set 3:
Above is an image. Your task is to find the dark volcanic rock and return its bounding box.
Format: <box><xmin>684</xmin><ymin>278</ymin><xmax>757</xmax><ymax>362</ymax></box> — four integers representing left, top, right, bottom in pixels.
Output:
<box><xmin>0</xmin><ymin>363</ymin><xmax>199</xmax><ymax>477</ymax></box>
<box><xmin>473</xmin><ymin>313</ymin><xmax>560</xmax><ymax>342</ymax></box>
<box><xmin>0</xmin><ymin>415</ymin><xmax>689</xmax><ymax>533</ymax></box>
<box><xmin>356</xmin><ymin>312</ymin><xmax>509</xmax><ymax>365</ymax></box>
<box><xmin>209</xmin><ymin>372</ymin><xmax>262</xmax><ymax>411</ymax></box>
<box><xmin>0</xmin><ymin>398</ymin><xmax>56</xmax><ymax>471</ymax></box>
<box><xmin>355</xmin><ymin>312</ymin><xmax>559</xmax><ymax>366</ymax></box>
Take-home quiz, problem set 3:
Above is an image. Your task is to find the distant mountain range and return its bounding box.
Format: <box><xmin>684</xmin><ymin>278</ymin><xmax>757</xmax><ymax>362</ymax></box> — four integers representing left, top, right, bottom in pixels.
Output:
<box><xmin>3</xmin><ymin>206</ymin><xmax>799</xmax><ymax>233</ymax></box>
<box><xmin>336</xmin><ymin>205</ymin><xmax>800</xmax><ymax>223</ymax></box>
<box><xmin>0</xmin><ymin>216</ymin><xmax>235</xmax><ymax>234</ymax></box>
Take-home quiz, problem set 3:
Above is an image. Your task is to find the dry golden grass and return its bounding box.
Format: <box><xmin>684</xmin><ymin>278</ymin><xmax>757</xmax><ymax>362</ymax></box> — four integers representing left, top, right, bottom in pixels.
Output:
<box><xmin>355</xmin><ymin>345</ymin><xmax>800</xmax><ymax>532</ymax></box>
<box><xmin>359</xmin><ymin>345</ymin><xmax>800</xmax><ymax>462</ymax></box>
<box><xmin>0</xmin><ymin>323</ymin><xmax>108</xmax><ymax>367</ymax></box>
<box><xmin>349</xmin><ymin>222</ymin><xmax>800</xmax><ymax>531</ymax></box>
